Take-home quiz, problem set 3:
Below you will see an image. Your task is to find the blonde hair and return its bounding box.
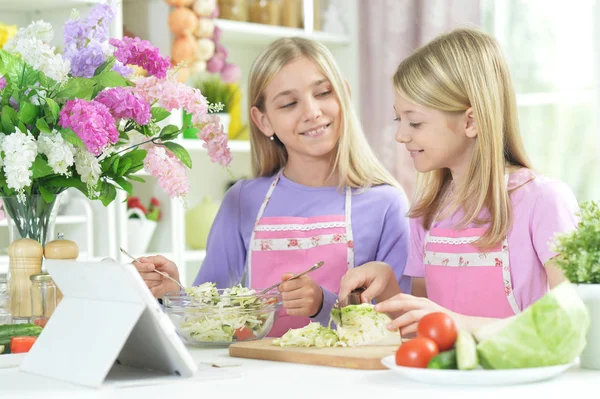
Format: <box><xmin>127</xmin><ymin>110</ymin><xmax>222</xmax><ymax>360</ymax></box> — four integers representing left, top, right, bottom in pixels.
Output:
<box><xmin>393</xmin><ymin>28</ymin><xmax>532</xmax><ymax>248</ymax></box>
<box><xmin>248</xmin><ymin>37</ymin><xmax>400</xmax><ymax>190</ymax></box>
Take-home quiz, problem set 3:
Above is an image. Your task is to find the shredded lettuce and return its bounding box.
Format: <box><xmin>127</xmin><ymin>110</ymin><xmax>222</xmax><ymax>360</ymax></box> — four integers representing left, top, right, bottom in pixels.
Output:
<box><xmin>273</xmin><ymin>322</ymin><xmax>340</xmax><ymax>347</ymax></box>
<box><xmin>273</xmin><ymin>303</ymin><xmax>400</xmax><ymax>348</ymax></box>
<box><xmin>177</xmin><ymin>283</ymin><xmax>275</xmax><ymax>343</ymax></box>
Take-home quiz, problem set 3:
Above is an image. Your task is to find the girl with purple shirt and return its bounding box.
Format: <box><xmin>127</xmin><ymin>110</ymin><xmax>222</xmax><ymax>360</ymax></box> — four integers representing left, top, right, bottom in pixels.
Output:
<box><xmin>339</xmin><ymin>28</ymin><xmax>579</xmax><ymax>335</ymax></box>
<box><xmin>135</xmin><ymin>37</ymin><xmax>411</xmax><ymax>337</ymax></box>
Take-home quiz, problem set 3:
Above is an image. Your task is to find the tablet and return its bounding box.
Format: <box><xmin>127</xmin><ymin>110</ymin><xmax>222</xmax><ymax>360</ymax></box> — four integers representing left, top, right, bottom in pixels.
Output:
<box><xmin>19</xmin><ymin>259</ymin><xmax>197</xmax><ymax>388</ymax></box>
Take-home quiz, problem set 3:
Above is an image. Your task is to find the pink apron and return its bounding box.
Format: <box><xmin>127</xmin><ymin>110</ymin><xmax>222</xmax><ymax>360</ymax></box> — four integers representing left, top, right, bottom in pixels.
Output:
<box><xmin>247</xmin><ymin>170</ymin><xmax>354</xmax><ymax>337</ymax></box>
<box><xmin>424</xmin><ymin>171</ymin><xmax>536</xmax><ymax>318</ymax></box>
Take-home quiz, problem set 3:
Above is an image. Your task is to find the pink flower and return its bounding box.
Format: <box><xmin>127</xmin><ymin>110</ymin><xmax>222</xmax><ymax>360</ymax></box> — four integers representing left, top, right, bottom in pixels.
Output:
<box><xmin>0</xmin><ymin>77</ymin><xmax>6</xmax><ymax>91</ymax></box>
<box><xmin>197</xmin><ymin>117</ymin><xmax>231</xmax><ymax>166</ymax></box>
<box><xmin>109</xmin><ymin>37</ymin><xmax>170</xmax><ymax>79</ymax></box>
<box><xmin>287</xmin><ymin>239</ymin><xmax>299</xmax><ymax>248</ymax></box>
<box><xmin>95</xmin><ymin>87</ymin><xmax>151</xmax><ymax>125</ymax></box>
<box><xmin>220</xmin><ymin>63</ymin><xmax>240</xmax><ymax>83</ymax></box>
<box><xmin>206</xmin><ymin>56</ymin><xmax>225</xmax><ymax>73</ymax></box>
<box><xmin>58</xmin><ymin>99</ymin><xmax>118</xmax><ymax>155</ymax></box>
<box><xmin>143</xmin><ymin>146</ymin><xmax>190</xmax><ymax>198</ymax></box>
<box><xmin>212</xmin><ymin>25</ymin><xmax>222</xmax><ymax>42</ymax></box>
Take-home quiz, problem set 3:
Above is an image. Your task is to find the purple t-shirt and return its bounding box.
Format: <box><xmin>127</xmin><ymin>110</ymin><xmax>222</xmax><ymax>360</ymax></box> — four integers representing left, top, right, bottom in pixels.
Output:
<box><xmin>194</xmin><ymin>173</ymin><xmax>411</xmax><ymax>325</ymax></box>
<box><xmin>405</xmin><ymin>173</ymin><xmax>579</xmax><ymax>311</ymax></box>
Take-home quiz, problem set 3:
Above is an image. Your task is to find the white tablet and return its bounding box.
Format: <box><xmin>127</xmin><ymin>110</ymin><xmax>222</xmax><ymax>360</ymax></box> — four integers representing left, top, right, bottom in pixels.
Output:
<box><xmin>20</xmin><ymin>259</ymin><xmax>197</xmax><ymax>388</ymax></box>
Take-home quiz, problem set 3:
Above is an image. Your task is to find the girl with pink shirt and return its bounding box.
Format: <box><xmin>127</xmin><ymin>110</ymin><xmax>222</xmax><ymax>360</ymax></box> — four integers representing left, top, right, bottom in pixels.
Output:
<box><xmin>339</xmin><ymin>28</ymin><xmax>579</xmax><ymax>335</ymax></box>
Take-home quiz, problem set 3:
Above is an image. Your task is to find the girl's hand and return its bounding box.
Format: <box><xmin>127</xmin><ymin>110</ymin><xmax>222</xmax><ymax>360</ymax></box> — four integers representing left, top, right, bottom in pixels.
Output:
<box><xmin>278</xmin><ymin>274</ymin><xmax>323</xmax><ymax>317</ymax></box>
<box><xmin>374</xmin><ymin>293</ymin><xmax>458</xmax><ymax>335</ymax></box>
<box><xmin>134</xmin><ymin>255</ymin><xmax>181</xmax><ymax>298</ymax></box>
<box><xmin>338</xmin><ymin>261</ymin><xmax>400</xmax><ymax>304</ymax></box>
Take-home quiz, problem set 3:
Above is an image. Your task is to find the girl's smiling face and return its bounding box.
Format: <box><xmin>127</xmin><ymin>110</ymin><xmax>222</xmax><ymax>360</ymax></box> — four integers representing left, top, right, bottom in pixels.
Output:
<box><xmin>393</xmin><ymin>92</ymin><xmax>477</xmax><ymax>181</ymax></box>
<box><xmin>251</xmin><ymin>56</ymin><xmax>341</xmax><ymax>162</ymax></box>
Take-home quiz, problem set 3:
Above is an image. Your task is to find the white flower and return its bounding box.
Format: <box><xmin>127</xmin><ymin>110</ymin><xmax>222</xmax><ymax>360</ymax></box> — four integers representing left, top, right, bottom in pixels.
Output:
<box><xmin>74</xmin><ymin>149</ymin><xmax>101</xmax><ymax>189</ymax></box>
<box><xmin>4</xmin><ymin>21</ymin><xmax>70</xmax><ymax>83</ymax></box>
<box><xmin>37</xmin><ymin>131</ymin><xmax>76</xmax><ymax>176</ymax></box>
<box><xmin>1</xmin><ymin>128</ymin><xmax>38</xmax><ymax>199</ymax></box>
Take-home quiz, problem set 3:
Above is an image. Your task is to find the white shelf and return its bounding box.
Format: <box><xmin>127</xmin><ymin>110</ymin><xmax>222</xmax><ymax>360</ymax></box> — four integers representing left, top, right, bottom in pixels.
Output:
<box><xmin>184</xmin><ymin>250</ymin><xmax>206</xmax><ymax>262</ymax></box>
<box><xmin>0</xmin><ymin>215</ymin><xmax>87</xmax><ymax>227</ymax></box>
<box><xmin>175</xmin><ymin>139</ymin><xmax>250</xmax><ymax>153</ymax></box>
<box><xmin>215</xmin><ymin>19</ymin><xmax>351</xmax><ymax>47</ymax></box>
<box><xmin>0</xmin><ymin>0</ymin><xmax>101</xmax><ymax>12</ymax></box>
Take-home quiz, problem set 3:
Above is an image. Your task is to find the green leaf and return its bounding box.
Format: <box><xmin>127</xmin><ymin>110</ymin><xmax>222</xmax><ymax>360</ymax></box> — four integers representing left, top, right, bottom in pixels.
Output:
<box><xmin>151</xmin><ymin>107</ymin><xmax>171</xmax><ymax>123</ymax></box>
<box><xmin>93</xmin><ymin>57</ymin><xmax>116</xmax><ymax>77</ymax></box>
<box><xmin>113</xmin><ymin>176</ymin><xmax>133</xmax><ymax>195</ymax></box>
<box><xmin>17</xmin><ymin>102</ymin><xmax>39</xmax><ymax>125</ymax></box>
<box><xmin>38</xmin><ymin>184</ymin><xmax>55</xmax><ymax>203</ymax></box>
<box><xmin>45</xmin><ymin>98</ymin><xmax>60</xmax><ymax>121</ymax></box>
<box><xmin>59</xmin><ymin>128</ymin><xmax>84</xmax><ymax>147</ymax></box>
<box><xmin>140</xmin><ymin>125</ymin><xmax>152</xmax><ymax>136</ymax></box>
<box><xmin>127</xmin><ymin>174</ymin><xmax>145</xmax><ymax>183</ymax></box>
<box><xmin>117</xmin><ymin>158</ymin><xmax>132</xmax><ymax>177</ymax></box>
<box><xmin>98</xmin><ymin>181</ymin><xmax>117</xmax><ymax>206</ymax></box>
<box><xmin>17</xmin><ymin>121</ymin><xmax>26</xmax><ymax>133</ymax></box>
<box><xmin>126</xmin><ymin>164</ymin><xmax>145</xmax><ymax>175</ymax></box>
<box><xmin>45</xmin><ymin>176</ymin><xmax>87</xmax><ymax>193</ymax></box>
<box><xmin>93</xmin><ymin>71</ymin><xmax>130</xmax><ymax>88</ymax></box>
<box><xmin>55</xmin><ymin>78</ymin><xmax>97</xmax><ymax>100</ymax></box>
<box><xmin>164</xmin><ymin>142</ymin><xmax>192</xmax><ymax>168</ymax></box>
<box><xmin>112</xmin><ymin>157</ymin><xmax>120</xmax><ymax>175</ymax></box>
<box><xmin>121</xmin><ymin>148</ymin><xmax>147</xmax><ymax>166</ymax></box>
<box><xmin>1</xmin><ymin>105</ymin><xmax>16</xmax><ymax>133</ymax></box>
<box><xmin>36</xmin><ymin>119</ymin><xmax>51</xmax><ymax>133</ymax></box>
<box><xmin>159</xmin><ymin>125</ymin><xmax>180</xmax><ymax>141</ymax></box>
<box><xmin>32</xmin><ymin>155</ymin><xmax>54</xmax><ymax>178</ymax></box>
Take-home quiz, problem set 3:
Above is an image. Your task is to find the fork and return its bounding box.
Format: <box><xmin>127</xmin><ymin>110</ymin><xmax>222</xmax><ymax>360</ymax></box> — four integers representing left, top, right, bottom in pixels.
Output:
<box><xmin>119</xmin><ymin>247</ymin><xmax>186</xmax><ymax>291</ymax></box>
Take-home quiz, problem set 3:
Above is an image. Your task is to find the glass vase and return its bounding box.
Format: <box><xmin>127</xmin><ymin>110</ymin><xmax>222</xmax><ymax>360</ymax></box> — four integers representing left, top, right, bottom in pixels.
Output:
<box><xmin>2</xmin><ymin>194</ymin><xmax>61</xmax><ymax>247</ymax></box>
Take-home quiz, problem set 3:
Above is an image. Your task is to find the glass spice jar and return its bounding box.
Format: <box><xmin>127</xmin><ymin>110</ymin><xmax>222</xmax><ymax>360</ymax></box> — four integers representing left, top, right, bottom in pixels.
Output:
<box><xmin>218</xmin><ymin>0</ymin><xmax>249</xmax><ymax>21</ymax></box>
<box><xmin>249</xmin><ymin>0</ymin><xmax>282</xmax><ymax>25</ymax></box>
<box><xmin>30</xmin><ymin>273</ymin><xmax>57</xmax><ymax>328</ymax></box>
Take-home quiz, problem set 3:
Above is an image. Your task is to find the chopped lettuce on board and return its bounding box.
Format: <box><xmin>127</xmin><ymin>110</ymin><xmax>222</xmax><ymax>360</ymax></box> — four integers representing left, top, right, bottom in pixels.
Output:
<box><xmin>475</xmin><ymin>281</ymin><xmax>590</xmax><ymax>369</ymax></box>
<box><xmin>273</xmin><ymin>322</ymin><xmax>340</xmax><ymax>348</ymax></box>
<box><xmin>273</xmin><ymin>303</ymin><xmax>401</xmax><ymax>348</ymax></box>
<box><xmin>332</xmin><ymin>303</ymin><xmax>401</xmax><ymax>346</ymax></box>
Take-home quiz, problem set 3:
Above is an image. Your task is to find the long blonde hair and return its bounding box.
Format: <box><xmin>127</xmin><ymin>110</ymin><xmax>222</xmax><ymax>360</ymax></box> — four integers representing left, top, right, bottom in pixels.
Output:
<box><xmin>393</xmin><ymin>28</ymin><xmax>532</xmax><ymax>248</ymax></box>
<box><xmin>248</xmin><ymin>37</ymin><xmax>400</xmax><ymax>190</ymax></box>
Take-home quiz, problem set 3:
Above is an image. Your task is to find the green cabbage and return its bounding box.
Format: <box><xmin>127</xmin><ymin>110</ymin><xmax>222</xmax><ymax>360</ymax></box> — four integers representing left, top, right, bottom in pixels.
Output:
<box><xmin>331</xmin><ymin>303</ymin><xmax>401</xmax><ymax>346</ymax></box>
<box><xmin>475</xmin><ymin>281</ymin><xmax>590</xmax><ymax>369</ymax></box>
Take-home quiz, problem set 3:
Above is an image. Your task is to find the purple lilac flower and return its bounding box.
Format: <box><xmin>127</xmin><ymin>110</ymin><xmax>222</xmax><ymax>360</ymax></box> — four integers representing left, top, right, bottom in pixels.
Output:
<box><xmin>58</xmin><ymin>99</ymin><xmax>119</xmax><ymax>155</ymax></box>
<box><xmin>63</xmin><ymin>2</ymin><xmax>116</xmax><ymax>77</ymax></box>
<box><xmin>109</xmin><ymin>37</ymin><xmax>170</xmax><ymax>79</ymax></box>
<box><xmin>0</xmin><ymin>77</ymin><xmax>6</xmax><ymax>91</ymax></box>
<box><xmin>112</xmin><ymin>60</ymin><xmax>133</xmax><ymax>78</ymax></box>
<box><xmin>95</xmin><ymin>87</ymin><xmax>151</xmax><ymax>125</ymax></box>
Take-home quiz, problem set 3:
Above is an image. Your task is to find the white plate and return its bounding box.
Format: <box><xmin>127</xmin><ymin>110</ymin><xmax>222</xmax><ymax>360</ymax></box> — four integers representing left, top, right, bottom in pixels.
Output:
<box><xmin>380</xmin><ymin>355</ymin><xmax>575</xmax><ymax>386</ymax></box>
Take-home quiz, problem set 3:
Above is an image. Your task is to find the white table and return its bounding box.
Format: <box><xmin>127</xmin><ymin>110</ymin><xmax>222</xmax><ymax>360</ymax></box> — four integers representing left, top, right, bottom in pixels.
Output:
<box><xmin>0</xmin><ymin>347</ymin><xmax>597</xmax><ymax>399</ymax></box>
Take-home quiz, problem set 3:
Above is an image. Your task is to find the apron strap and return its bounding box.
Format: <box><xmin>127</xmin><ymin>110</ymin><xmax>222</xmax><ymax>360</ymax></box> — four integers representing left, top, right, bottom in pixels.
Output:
<box><xmin>345</xmin><ymin>186</ymin><xmax>354</xmax><ymax>269</ymax></box>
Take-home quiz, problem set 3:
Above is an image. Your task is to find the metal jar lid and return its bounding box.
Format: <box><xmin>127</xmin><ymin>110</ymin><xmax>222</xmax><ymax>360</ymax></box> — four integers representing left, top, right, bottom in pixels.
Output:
<box><xmin>30</xmin><ymin>273</ymin><xmax>53</xmax><ymax>282</ymax></box>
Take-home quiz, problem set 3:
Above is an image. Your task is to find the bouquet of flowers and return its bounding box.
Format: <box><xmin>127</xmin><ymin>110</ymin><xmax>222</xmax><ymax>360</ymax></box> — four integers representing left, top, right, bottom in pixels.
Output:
<box><xmin>0</xmin><ymin>1</ymin><xmax>231</xmax><ymax>211</ymax></box>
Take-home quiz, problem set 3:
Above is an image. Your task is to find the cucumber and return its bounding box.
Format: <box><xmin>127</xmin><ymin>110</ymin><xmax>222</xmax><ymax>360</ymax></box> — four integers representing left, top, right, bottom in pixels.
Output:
<box><xmin>427</xmin><ymin>348</ymin><xmax>458</xmax><ymax>369</ymax></box>
<box><xmin>0</xmin><ymin>324</ymin><xmax>43</xmax><ymax>346</ymax></box>
<box><xmin>456</xmin><ymin>330</ymin><xmax>478</xmax><ymax>370</ymax></box>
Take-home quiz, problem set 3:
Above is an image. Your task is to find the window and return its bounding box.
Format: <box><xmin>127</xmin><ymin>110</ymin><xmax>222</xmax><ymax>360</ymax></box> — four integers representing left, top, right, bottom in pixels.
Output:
<box><xmin>482</xmin><ymin>0</ymin><xmax>599</xmax><ymax>201</ymax></box>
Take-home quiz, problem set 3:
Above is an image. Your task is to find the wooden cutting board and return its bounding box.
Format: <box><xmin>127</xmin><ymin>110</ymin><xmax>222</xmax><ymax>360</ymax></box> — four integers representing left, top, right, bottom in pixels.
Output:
<box><xmin>228</xmin><ymin>338</ymin><xmax>398</xmax><ymax>370</ymax></box>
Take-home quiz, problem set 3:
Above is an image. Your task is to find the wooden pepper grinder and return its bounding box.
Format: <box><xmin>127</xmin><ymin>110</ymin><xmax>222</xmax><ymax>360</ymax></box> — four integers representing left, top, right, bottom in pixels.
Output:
<box><xmin>8</xmin><ymin>238</ymin><xmax>43</xmax><ymax>322</ymax></box>
<box><xmin>44</xmin><ymin>233</ymin><xmax>79</xmax><ymax>303</ymax></box>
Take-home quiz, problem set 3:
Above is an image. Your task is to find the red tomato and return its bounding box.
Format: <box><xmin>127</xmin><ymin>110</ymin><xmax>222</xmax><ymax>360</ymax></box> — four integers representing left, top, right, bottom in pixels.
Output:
<box><xmin>417</xmin><ymin>312</ymin><xmax>457</xmax><ymax>351</ymax></box>
<box><xmin>395</xmin><ymin>337</ymin><xmax>439</xmax><ymax>368</ymax></box>
<box><xmin>33</xmin><ymin>319</ymin><xmax>48</xmax><ymax>328</ymax></box>
<box><xmin>10</xmin><ymin>336</ymin><xmax>37</xmax><ymax>354</ymax></box>
<box><xmin>234</xmin><ymin>327</ymin><xmax>254</xmax><ymax>340</ymax></box>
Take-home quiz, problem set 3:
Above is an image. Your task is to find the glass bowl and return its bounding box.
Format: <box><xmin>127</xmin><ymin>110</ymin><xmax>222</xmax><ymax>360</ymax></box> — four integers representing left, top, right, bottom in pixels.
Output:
<box><xmin>162</xmin><ymin>289</ymin><xmax>282</xmax><ymax>347</ymax></box>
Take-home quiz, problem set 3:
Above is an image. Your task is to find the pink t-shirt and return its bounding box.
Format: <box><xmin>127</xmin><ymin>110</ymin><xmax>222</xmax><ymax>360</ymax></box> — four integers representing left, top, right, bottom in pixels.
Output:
<box><xmin>405</xmin><ymin>170</ymin><xmax>579</xmax><ymax>310</ymax></box>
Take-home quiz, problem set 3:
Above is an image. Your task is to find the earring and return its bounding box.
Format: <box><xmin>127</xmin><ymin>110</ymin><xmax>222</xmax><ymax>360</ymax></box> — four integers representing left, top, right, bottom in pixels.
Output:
<box><xmin>270</xmin><ymin>136</ymin><xmax>274</xmax><ymax>141</ymax></box>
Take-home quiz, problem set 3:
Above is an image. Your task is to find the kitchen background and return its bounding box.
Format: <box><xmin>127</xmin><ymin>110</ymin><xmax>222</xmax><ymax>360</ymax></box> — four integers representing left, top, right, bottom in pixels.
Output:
<box><xmin>0</xmin><ymin>0</ymin><xmax>597</xmax><ymax>286</ymax></box>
